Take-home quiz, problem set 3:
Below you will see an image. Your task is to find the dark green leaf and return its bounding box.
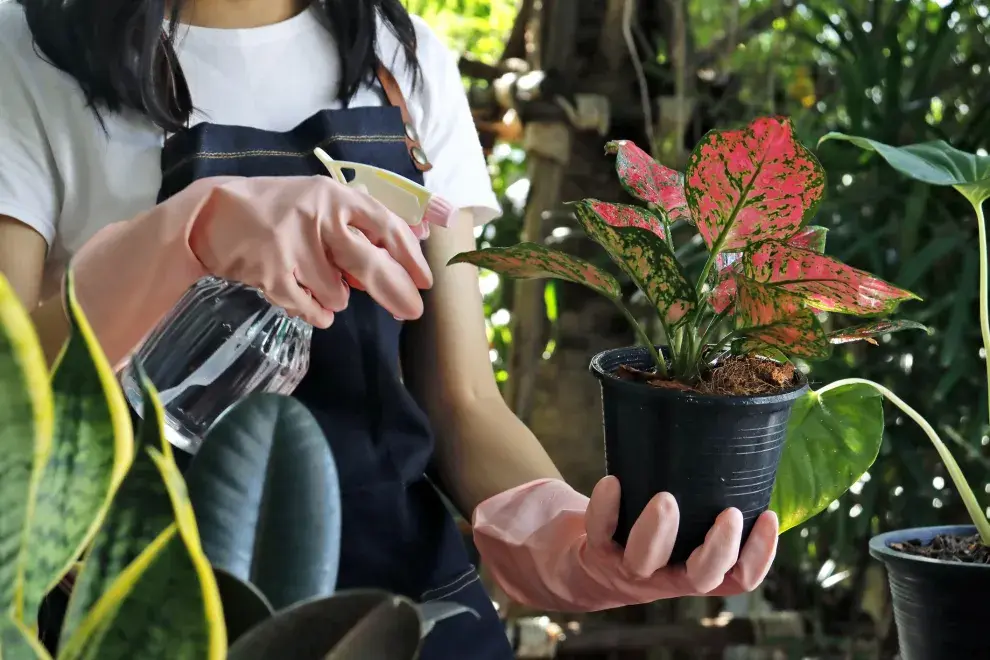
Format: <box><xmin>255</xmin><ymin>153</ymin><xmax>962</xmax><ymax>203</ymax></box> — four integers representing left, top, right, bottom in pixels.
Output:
<box><xmin>1</xmin><ymin>614</ymin><xmax>52</xmax><ymax>659</ymax></box>
<box><xmin>771</xmin><ymin>383</ymin><xmax>884</xmax><ymax>533</ymax></box>
<box><xmin>818</xmin><ymin>133</ymin><xmax>990</xmax><ymax>205</ymax></box>
<box><xmin>213</xmin><ymin>569</ymin><xmax>273</xmax><ymax>646</ymax></box>
<box><xmin>572</xmin><ymin>200</ymin><xmax>696</xmax><ymax>325</ymax></box>
<box><xmin>185</xmin><ymin>393</ymin><xmax>341</xmax><ymax>611</ymax></box>
<box><xmin>448</xmin><ymin>243</ymin><xmax>621</xmax><ymax>299</ymax></box>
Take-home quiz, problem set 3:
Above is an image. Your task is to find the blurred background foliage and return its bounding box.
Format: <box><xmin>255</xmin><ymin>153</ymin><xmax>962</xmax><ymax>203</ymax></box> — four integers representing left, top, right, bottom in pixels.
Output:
<box><xmin>407</xmin><ymin>0</ymin><xmax>989</xmax><ymax>654</ymax></box>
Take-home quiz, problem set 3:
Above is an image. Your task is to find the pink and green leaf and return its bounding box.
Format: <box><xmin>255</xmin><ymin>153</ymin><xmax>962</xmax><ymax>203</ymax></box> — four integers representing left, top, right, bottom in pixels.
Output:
<box><xmin>606</xmin><ymin>141</ymin><xmax>691</xmax><ymax>224</ymax></box>
<box><xmin>685</xmin><ymin>116</ymin><xmax>826</xmax><ymax>253</ymax></box>
<box><xmin>744</xmin><ymin>241</ymin><xmax>920</xmax><ymax>316</ymax></box>
<box><xmin>585</xmin><ymin>200</ymin><xmax>667</xmax><ymax>240</ymax></box>
<box><xmin>789</xmin><ymin>226</ymin><xmax>828</xmax><ymax>253</ymax></box>
<box><xmin>732</xmin><ymin>276</ymin><xmax>830</xmax><ymax>359</ymax></box>
<box><xmin>828</xmin><ymin>319</ymin><xmax>931</xmax><ymax>345</ymax></box>
<box><xmin>573</xmin><ymin>200</ymin><xmax>695</xmax><ymax>325</ymax></box>
<box><xmin>448</xmin><ymin>243</ymin><xmax>622</xmax><ymax>299</ymax></box>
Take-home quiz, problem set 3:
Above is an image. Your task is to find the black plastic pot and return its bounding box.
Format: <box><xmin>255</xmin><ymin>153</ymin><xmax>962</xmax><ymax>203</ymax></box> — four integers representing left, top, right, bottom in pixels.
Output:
<box><xmin>870</xmin><ymin>525</ymin><xmax>990</xmax><ymax>660</ymax></box>
<box><xmin>589</xmin><ymin>346</ymin><xmax>807</xmax><ymax>564</ymax></box>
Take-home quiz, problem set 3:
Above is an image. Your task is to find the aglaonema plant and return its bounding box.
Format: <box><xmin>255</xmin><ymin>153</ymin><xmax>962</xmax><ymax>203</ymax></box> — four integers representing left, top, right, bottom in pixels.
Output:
<box><xmin>818</xmin><ymin>132</ymin><xmax>990</xmax><ymax>546</ymax></box>
<box><xmin>450</xmin><ymin>115</ymin><xmax>940</xmax><ymax>534</ymax></box>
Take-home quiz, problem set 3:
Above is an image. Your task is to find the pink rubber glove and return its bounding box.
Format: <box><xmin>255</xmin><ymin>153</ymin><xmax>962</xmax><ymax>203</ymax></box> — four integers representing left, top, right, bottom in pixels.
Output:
<box><xmin>473</xmin><ymin>476</ymin><xmax>779</xmax><ymax>612</ymax></box>
<box><xmin>69</xmin><ymin>175</ymin><xmax>433</xmax><ymax>368</ymax></box>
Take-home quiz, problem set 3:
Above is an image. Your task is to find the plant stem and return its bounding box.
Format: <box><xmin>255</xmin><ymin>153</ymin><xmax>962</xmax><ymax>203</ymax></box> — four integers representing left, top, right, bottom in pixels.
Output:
<box><xmin>974</xmin><ymin>201</ymin><xmax>990</xmax><ymax>432</ymax></box>
<box><xmin>614</xmin><ymin>299</ymin><xmax>667</xmax><ymax>376</ymax></box>
<box><xmin>819</xmin><ymin>378</ymin><xmax>990</xmax><ymax>546</ymax></box>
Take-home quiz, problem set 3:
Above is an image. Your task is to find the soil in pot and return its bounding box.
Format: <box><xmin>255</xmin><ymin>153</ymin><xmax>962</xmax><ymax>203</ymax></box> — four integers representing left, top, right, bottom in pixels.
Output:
<box><xmin>590</xmin><ymin>346</ymin><xmax>807</xmax><ymax>564</ymax></box>
<box><xmin>871</xmin><ymin>526</ymin><xmax>990</xmax><ymax>660</ymax></box>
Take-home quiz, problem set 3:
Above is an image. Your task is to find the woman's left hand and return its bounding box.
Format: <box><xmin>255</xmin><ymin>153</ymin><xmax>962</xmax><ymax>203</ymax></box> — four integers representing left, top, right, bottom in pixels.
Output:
<box><xmin>472</xmin><ymin>476</ymin><xmax>778</xmax><ymax>612</ymax></box>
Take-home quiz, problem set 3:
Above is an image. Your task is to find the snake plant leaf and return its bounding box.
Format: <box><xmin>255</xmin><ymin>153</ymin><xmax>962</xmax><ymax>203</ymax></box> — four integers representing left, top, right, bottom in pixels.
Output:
<box><xmin>686</xmin><ymin>116</ymin><xmax>826</xmax><ymax>253</ymax></box>
<box><xmin>828</xmin><ymin>319</ymin><xmax>931</xmax><ymax>345</ymax></box>
<box><xmin>20</xmin><ymin>270</ymin><xmax>134</xmax><ymax>621</ymax></box>
<box><xmin>448</xmin><ymin>243</ymin><xmax>622</xmax><ymax>299</ymax></box>
<box><xmin>743</xmin><ymin>241</ymin><xmax>920</xmax><ymax>316</ymax></box>
<box><xmin>818</xmin><ymin>133</ymin><xmax>990</xmax><ymax>205</ymax></box>
<box><xmin>1</xmin><ymin>614</ymin><xmax>53</xmax><ymax>659</ymax></box>
<box><xmin>0</xmin><ymin>274</ymin><xmax>53</xmax><ymax>622</ymax></box>
<box><xmin>605</xmin><ymin>140</ymin><xmax>691</xmax><ymax>224</ymax></box>
<box><xmin>59</xmin><ymin>366</ymin><xmax>179</xmax><ymax>641</ymax></box>
<box><xmin>60</xmin><ymin>440</ymin><xmax>226</xmax><ymax>660</ymax></box>
<box><xmin>573</xmin><ymin>200</ymin><xmax>696</xmax><ymax>325</ymax></box>
<box><xmin>771</xmin><ymin>382</ymin><xmax>884</xmax><ymax>532</ymax></box>
<box><xmin>732</xmin><ymin>276</ymin><xmax>831</xmax><ymax>360</ymax></box>
<box><xmin>184</xmin><ymin>393</ymin><xmax>341</xmax><ymax>611</ymax></box>
<box><xmin>227</xmin><ymin>590</ymin><xmax>478</xmax><ymax>660</ymax></box>
<box><xmin>213</xmin><ymin>568</ymin><xmax>274</xmax><ymax>646</ymax></box>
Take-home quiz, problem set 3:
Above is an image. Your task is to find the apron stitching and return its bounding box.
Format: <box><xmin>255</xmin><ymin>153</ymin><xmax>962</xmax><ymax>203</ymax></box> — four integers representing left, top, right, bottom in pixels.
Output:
<box><xmin>422</xmin><ymin>573</ymin><xmax>481</xmax><ymax>603</ymax></box>
<box><xmin>161</xmin><ymin>134</ymin><xmax>406</xmax><ymax>178</ymax></box>
<box><xmin>420</xmin><ymin>567</ymin><xmax>477</xmax><ymax>598</ymax></box>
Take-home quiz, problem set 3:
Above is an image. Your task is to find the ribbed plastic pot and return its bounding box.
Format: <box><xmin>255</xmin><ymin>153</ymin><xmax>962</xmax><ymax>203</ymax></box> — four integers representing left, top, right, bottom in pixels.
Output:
<box><xmin>589</xmin><ymin>346</ymin><xmax>807</xmax><ymax>564</ymax></box>
<box><xmin>870</xmin><ymin>525</ymin><xmax>990</xmax><ymax>660</ymax></box>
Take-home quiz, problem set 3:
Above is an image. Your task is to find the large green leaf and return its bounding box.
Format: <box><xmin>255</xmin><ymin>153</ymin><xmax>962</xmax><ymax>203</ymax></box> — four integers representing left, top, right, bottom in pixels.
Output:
<box><xmin>227</xmin><ymin>590</ymin><xmax>477</xmax><ymax>660</ymax></box>
<box><xmin>58</xmin><ymin>378</ymin><xmax>225</xmax><ymax>660</ymax></box>
<box><xmin>572</xmin><ymin>200</ymin><xmax>696</xmax><ymax>325</ymax></box>
<box><xmin>685</xmin><ymin>116</ymin><xmax>826</xmax><ymax>253</ymax></box>
<box><xmin>0</xmin><ymin>274</ymin><xmax>53</xmax><ymax>622</ymax></box>
<box><xmin>213</xmin><ymin>568</ymin><xmax>274</xmax><ymax>646</ymax></box>
<box><xmin>771</xmin><ymin>383</ymin><xmax>884</xmax><ymax>533</ymax></box>
<box><xmin>1</xmin><ymin>614</ymin><xmax>52</xmax><ymax>659</ymax></box>
<box><xmin>448</xmin><ymin>243</ymin><xmax>621</xmax><ymax>299</ymax></box>
<box><xmin>60</xmin><ymin>368</ymin><xmax>178</xmax><ymax>640</ymax></box>
<box><xmin>184</xmin><ymin>393</ymin><xmax>341</xmax><ymax>611</ymax></box>
<box><xmin>818</xmin><ymin>133</ymin><xmax>990</xmax><ymax>205</ymax></box>
<box><xmin>21</xmin><ymin>271</ymin><xmax>134</xmax><ymax>620</ymax></box>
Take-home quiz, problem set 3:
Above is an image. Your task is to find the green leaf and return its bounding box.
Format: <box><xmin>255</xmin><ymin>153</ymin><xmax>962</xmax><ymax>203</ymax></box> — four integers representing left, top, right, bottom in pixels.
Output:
<box><xmin>818</xmin><ymin>133</ymin><xmax>990</xmax><ymax>205</ymax></box>
<box><xmin>21</xmin><ymin>270</ymin><xmax>134</xmax><ymax>620</ymax></box>
<box><xmin>770</xmin><ymin>383</ymin><xmax>884</xmax><ymax>533</ymax></box>
<box><xmin>0</xmin><ymin>274</ymin><xmax>53</xmax><ymax>622</ymax></box>
<box><xmin>227</xmin><ymin>590</ymin><xmax>477</xmax><ymax>660</ymax></box>
<box><xmin>685</xmin><ymin>116</ymin><xmax>826</xmax><ymax>253</ymax></box>
<box><xmin>448</xmin><ymin>243</ymin><xmax>621</xmax><ymax>299</ymax></box>
<box><xmin>213</xmin><ymin>568</ymin><xmax>274</xmax><ymax>646</ymax></box>
<box><xmin>1</xmin><ymin>614</ymin><xmax>53</xmax><ymax>659</ymax></box>
<box><xmin>60</xmin><ymin>367</ymin><xmax>178</xmax><ymax>641</ymax></box>
<box><xmin>828</xmin><ymin>319</ymin><xmax>931</xmax><ymax>345</ymax></box>
<box><xmin>185</xmin><ymin>393</ymin><xmax>341</xmax><ymax>611</ymax></box>
<box><xmin>572</xmin><ymin>200</ymin><xmax>696</xmax><ymax>325</ymax></box>
<box><xmin>733</xmin><ymin>276</ymin><xmax>831</xmax><ymax>360</ymax></box>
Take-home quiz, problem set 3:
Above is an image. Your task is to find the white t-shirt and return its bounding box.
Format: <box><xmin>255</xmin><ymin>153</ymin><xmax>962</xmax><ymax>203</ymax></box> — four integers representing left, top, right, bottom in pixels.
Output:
<box><xmin>0</xmin><ymin>2</ymin><xmax>501</xmax><ymax>297</ymax></box>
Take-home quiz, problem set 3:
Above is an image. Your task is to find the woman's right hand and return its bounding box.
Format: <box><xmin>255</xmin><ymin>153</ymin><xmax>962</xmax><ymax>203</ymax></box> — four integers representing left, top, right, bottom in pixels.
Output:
<box><xmin>185</xmin><ymin>175</ymin><xmax>433</xmax><ymax>327</ymax></box>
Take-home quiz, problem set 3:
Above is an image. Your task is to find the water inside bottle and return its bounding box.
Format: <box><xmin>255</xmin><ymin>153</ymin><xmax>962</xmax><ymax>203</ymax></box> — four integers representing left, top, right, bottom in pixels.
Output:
<box><xmin>121</xmin><ymin>277</ymin><xmax>312</xmax><ymax>452</ymax></box>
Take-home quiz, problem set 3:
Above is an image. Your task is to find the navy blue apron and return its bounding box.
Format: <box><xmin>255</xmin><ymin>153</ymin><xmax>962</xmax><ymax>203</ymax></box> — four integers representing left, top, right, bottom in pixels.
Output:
<box><xmin>38</xmin><ymin>67</ymin><xmax>513</xmax><ymax>659</ymax></box>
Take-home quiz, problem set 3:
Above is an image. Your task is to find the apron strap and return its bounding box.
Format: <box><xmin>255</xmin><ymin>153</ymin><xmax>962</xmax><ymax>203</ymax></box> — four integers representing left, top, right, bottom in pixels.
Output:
<box><xmin>376</xmin><ymin>65</ymin><xmax>433</xmax><ymax>173</ymax></box>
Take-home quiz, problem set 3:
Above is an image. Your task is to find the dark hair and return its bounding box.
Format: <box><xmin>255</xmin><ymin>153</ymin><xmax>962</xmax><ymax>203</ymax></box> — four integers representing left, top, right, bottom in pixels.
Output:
<box><xmin>18</xmin><ymin>0</ymin><xmax>420</xmax><ymax>132</ymax></box>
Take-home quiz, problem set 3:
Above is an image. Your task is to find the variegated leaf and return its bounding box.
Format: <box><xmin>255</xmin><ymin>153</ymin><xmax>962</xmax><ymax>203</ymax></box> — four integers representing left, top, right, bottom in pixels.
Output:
<box><xmin>828</xmin><ymin>319</ymin><xmax>930</xmax><ymax>345</ymax></box>
<box><xmin>788</xmin><ymin>225</ymin><xmax>828</xmax><ymax>253</ymax></box>
<box><xmin>710</xmin><ymin>276</ymin><xmax>737</xmax><ymax>314</ymax></box>
<box><xmin>448</xmin><ymin>243</ymin><xmax>621</xmax><ymax>299</ymax></box>
<box><xmin>685</xmin><ymin>116</ymin><xmax>826</xmax><ymax>253</ymax></box>
<box><xmin>605</xmin><ymin>141</ymin><xmax>691</xmax><ymax>224</ymax></box>
<box><xmin>733</xmin><ymin>276</ymin><xmax>830</xmax><ymax>359</ymax></box>
<box><xmin>744</xmin><ymin>241</ymin><xmax>920</xmax><ymax>315</ymax></box>
<box><xmin>573</xmin><ymin>200</ymin><xmax>695</xmax><ymax>325</ymax></box>
<box><xmin>586</xmin><ymin>200</ymin><xmax>668</xmax><ymax>240</ymax></box>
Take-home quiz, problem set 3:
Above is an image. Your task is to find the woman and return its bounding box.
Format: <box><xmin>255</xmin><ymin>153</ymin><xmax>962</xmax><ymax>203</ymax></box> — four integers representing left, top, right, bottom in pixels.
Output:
<box><xmin>0</xmin><ymin>1</ymin><xmax>779</xmax><ymax>657</ymax></box>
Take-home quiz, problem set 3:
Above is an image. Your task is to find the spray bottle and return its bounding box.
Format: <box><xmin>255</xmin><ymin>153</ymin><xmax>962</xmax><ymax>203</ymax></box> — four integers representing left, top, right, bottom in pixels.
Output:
<box><xmin>122</xmin><ymin>149</ymin><xmax>456</xmax><ymax>452</ymax></box>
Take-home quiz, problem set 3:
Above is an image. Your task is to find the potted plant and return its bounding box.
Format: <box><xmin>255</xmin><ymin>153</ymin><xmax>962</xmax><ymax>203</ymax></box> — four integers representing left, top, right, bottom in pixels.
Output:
<box><xmin>818</xmin><ymin>132</ymin><xmax>990</xmax><ymax>659</ymax></box>
<box><xmin>449</xmin><ymin>116</ymin><xmax>929</xmax><ymax>562</ymax></box>
<box><xmin>0</xmin><ymin>271</ymin><xmax>472</xmax><ymax>659</ymax></box>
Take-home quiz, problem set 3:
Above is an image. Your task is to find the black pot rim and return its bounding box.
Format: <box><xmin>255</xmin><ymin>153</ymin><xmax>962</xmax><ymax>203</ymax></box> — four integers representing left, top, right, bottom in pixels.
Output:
<box><xmin>869</xmin><ymin>524</ymin><xmax>990</xmax><ymax>570</ymax></box>
<box><xmin>589</xmin><ymin>345</ymin><xmax>809</xmax><ymax>405</ymax></box>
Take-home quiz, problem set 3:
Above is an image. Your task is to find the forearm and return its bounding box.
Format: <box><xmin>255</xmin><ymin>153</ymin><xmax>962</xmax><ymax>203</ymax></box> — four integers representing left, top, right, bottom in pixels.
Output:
<box><xmin>429</xmin><ymin>393</ymin><xmax>562</xmax><ymax>516</ymax></box>
<box><xmin>31</xmin><ymin>294</ymin><xmax>71</xmax><ymax>366</ymax></box>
